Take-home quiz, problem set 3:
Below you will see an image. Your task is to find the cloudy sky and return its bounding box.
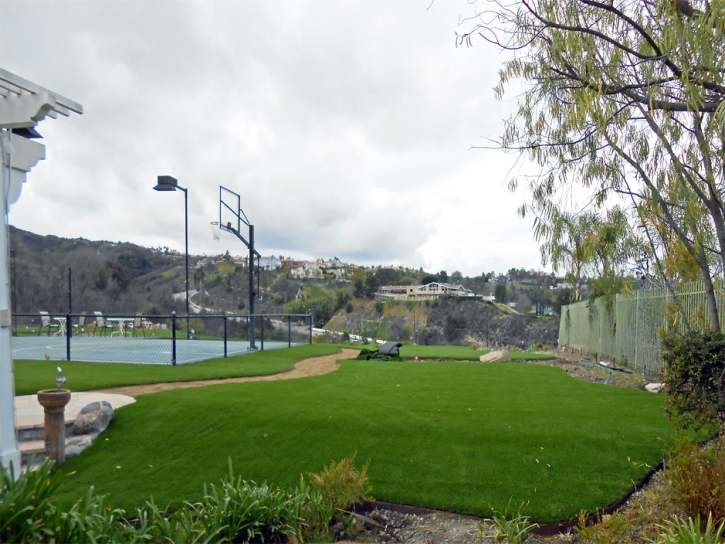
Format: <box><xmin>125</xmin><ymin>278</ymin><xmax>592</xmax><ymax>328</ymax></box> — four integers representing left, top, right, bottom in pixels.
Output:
<box><xmin>1</xmin><ymin>0</ymin><xmax>543</xmax><ymax>277</ymax></box>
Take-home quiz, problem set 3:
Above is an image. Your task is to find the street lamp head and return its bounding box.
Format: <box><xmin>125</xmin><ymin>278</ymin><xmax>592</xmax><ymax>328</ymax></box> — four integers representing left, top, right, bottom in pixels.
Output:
<box><xmin>154</xmin><ymin>175</ymin><xmax>178</xmax><ymax>191</ymax></box>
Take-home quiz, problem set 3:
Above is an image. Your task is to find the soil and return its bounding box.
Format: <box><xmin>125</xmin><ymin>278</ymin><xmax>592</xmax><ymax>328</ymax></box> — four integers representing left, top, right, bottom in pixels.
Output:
<box><xmin>94</xmin><ymin>348</ymin><xmax>359</xmax><ymax>397</ymax></box>
<box><xmin>521</xmin><ymin>349</ymin><xmax>650</xmax><ymax>389</ymax></box>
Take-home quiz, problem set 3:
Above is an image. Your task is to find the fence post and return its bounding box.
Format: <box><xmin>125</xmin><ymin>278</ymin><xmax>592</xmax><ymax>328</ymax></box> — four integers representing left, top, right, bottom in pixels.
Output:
<box><xmin>308</xmin><ymin>314</ymin><xmax>312</xmax><ymax>344</ymax></box>
<box><xmin>171</xmin><ymin>312</ymin><xmax>177</xmax><ymax>366</ymax></box>
<box><xmin>261</xmin><ymin>316</ymin><xmax>264</xmax><ymax>351</ymax></box>
<box><xmin>634</xmin><ymin>290</ymin><xmax>639</xmax><ymax>370</ymax></box>
<box><xmin>288</xmin><ymin>315</ymin><xmax>291</xmax><ymax>348</ymax></box>
<box><xmin>66</xmin><ymin>312</ymin><xmax>71</xmax><ymax>361</ymax></box>
<box><xmin>223</xmin><ymin>315</ymin><xmax>228</xmax><ymax>358</ymax></box>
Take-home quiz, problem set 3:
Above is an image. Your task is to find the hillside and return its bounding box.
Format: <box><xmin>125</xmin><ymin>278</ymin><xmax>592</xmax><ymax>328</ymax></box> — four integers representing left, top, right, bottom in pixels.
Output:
<box><xmin>9</xmin><ymin>227</ymin><xmax>560</xmax><ymax>347</ymax></box>
<box><xmin>10</xmin><ymin>226</ymin><xmax>190</xmax><ymax>315</ymax></box>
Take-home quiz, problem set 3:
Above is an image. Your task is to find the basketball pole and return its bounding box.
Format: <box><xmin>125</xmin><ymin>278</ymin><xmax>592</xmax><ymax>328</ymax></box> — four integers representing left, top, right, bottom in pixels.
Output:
<box><xmin>219</xmin><ymin>186</ymin><xmax>260</xmax><ymax>350</ymax></box>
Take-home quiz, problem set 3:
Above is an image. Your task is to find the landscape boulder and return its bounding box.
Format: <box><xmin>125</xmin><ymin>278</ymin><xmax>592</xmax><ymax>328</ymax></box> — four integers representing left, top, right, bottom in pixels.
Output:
<box><xmin>645</xmin><ymin>383</ymin><xmax>665</xmax><ymax>393</ymax></box>
<box><xmin>480</xmin><ymin>350</ymin><xmax>511</xmax><ymax>362</ymax></box>
<box><xmin>65</xmin><ymin>435</ymin><xmax>93</xmax><ymax>459</ymax></box>
<box><xmin>73</xmin><ymin>401</ymin><xmax>114</xmax><ymax>435</ymax></box>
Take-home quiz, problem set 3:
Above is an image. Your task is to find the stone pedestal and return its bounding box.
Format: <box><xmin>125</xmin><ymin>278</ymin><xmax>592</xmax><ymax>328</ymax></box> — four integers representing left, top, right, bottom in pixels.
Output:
<box><xmin>37</xmin><ymin>389</ymin><xmax>71</xmax><ymax>465</ymax></box>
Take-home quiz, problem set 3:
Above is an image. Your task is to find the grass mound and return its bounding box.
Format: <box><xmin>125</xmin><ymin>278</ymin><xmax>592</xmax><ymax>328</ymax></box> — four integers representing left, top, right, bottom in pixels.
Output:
<box><xmin>56</xmin><ymin>359</ymin><xmax>679</xmax><ymax>522</ymax></box>
<box><xmin>397</xmin><ymin>345</ymin><xmax>555</xmax><ymax>361</ymax></box>
<box><xmin>14</xmin><ymin>345</ymin><xmax>341</xmax><ymax>395</ymax></box>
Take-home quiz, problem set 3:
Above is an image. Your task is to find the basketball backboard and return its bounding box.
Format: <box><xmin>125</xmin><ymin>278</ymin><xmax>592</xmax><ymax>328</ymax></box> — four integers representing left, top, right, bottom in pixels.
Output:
<box><xmin>219</xmin><ymin>186</ymin><xmax>245</xmax><ymax>234</ymax></box>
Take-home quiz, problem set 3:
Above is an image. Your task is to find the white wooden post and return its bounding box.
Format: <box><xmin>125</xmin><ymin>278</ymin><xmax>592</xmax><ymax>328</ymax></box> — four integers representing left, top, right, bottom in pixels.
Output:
<box><xmin>0</xmin><ymin>69</ymin><xmax>81</xmax><ymax>477</ymax></box>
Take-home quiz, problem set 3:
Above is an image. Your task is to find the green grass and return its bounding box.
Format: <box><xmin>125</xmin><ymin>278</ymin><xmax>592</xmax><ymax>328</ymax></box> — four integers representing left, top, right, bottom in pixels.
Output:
<box><xmin>217</xmin><ymin>262</ymin><xmax>235</xmax><ymax>275</ymax></box>
<box><xmin>13</xmin><ymin>344</ymin><xmax>341</xmax><ymax>395</ymax></box>
<box><xmin>161</xmin><ymin>268</ymin><xmax>178</xmax><ymax>278</ymax></box>
<box><xmin>395</xmin><ymin>345</ymin><xmax>555</xmax><ymax>361</ymax></box>
<box><xmin>56</xmin><ymin>360</ymin><xmax>683</xmax><ymax>522</ymax></box>
<box><xmin>398</xmin><ymin>345</ymin><xmax>488</xmax><ymax>360</ymax></box>
<box><xmin>509</xmin><ymin>352</ymin><xmax>556</xmax><ymax>361</ymax></box>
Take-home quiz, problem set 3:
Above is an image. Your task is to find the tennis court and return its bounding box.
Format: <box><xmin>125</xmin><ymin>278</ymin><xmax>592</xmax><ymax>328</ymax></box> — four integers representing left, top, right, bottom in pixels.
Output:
<box><xmin>12</xmin><ymin>336</ymin><xmax>296</xmax><ymax>365</ymax></box>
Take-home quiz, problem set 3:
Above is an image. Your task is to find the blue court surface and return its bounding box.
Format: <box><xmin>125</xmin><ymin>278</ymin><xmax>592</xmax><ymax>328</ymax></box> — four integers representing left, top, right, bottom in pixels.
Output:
<box><xmin>11</xmin><ymin>336</ymin><xmax>297</xmax><ymax>365</ymax></box>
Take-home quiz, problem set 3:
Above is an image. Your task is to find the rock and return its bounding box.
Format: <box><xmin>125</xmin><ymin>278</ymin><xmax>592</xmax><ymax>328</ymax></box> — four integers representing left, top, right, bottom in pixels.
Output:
<box><xmin>479</xmin><ymin>351</ymin><xmax>511</xmax><ymax>362</ymax></box>
<box><xmin>65</xmin><ymin>435</ymin><xmax>93</xmax><ymax>458</ymax></box>
<box><xmin>645</xmin><ymin>383</ymin><xmax>665</xmax><ymax>393</ymax></box>
<box><xmin>74</xmin><ymin>401</ymin><xmax>114</xmax><ymax>435</ymax></box>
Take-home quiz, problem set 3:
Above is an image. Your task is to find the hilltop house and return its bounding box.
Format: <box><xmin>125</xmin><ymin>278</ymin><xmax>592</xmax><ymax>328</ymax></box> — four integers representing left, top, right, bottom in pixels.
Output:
<box><xmin>375</xmin><ymin>282</ymin><xmax>477</xmax><ymax>301</ymax></box>
<box><xmin>259</xmin><ymin>256</ymin><xmax>281</xmax><ymax>270</ymax></box>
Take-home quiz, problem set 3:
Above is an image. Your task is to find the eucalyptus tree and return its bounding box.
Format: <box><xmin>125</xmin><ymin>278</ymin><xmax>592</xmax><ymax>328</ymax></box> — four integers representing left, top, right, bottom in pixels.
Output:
<box><xmin>460</xmin><ymin>0</ymin><xmax>725</xmax><ymax>330</ymax></box>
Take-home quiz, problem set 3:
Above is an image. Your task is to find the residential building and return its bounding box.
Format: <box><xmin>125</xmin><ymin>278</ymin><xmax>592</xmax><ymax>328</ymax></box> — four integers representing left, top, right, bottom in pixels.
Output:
<box><xmin>375</xmin><ymin>282</ymin><xmax>477</xmax><ymax>301</ymax></box>
<box><xmin>259</xmin><ymin>256</ymin><xmax>281</xmax><ymax>270</ymax></box>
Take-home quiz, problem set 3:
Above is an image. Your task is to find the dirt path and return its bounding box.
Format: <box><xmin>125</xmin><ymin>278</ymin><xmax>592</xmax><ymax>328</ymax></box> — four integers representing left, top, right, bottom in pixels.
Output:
<box><xmin>95</xmin><ymin>348</ymin><xmax>358</xmax><ymax>397</ymax></box>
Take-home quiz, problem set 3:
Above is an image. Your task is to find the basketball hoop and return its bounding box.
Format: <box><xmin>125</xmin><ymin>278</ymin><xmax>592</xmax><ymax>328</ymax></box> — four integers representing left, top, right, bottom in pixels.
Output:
<box><xmin>210</xmin><ymin>221</ymin><xmax>221</xmax><ymax>241</ymax></box>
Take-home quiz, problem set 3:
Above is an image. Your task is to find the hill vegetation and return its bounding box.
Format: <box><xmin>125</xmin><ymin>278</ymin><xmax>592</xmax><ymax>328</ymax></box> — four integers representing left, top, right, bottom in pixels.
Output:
<box><xmin>10</xmin><ymin>227</ymin><xmax>560</xmax><ymax>346</ymax></box>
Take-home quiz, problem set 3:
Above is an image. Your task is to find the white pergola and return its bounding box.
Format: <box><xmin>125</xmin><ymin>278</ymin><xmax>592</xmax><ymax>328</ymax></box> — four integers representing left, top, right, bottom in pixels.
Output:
<box><xmin>0</xmin><ymin>68</ymin><xmax>82</xmax><ymax>476</ymax></box>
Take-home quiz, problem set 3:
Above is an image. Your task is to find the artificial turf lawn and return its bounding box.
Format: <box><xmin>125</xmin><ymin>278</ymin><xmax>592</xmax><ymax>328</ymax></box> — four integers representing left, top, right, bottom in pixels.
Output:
<box><xmin>397</xmin><ymin>345</ymin><xmax>555</xmax><ymax>361</ymax></box>
<box><xmin>56</xmin><ymin>359</ymin><xmax>680</xmax><ymax>522</ymax></box>
<box><xmin>13</xmin><ymin>344</ymin><xmax>341</xmax><ymax>395</ymax></box>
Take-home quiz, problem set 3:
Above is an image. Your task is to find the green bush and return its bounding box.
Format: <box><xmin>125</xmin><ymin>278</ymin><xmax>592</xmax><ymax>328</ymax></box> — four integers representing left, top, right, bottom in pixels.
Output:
<box><xmin>0</xmin><ymin>456</ymin><xmax>355</xmax><ymax>542</ymax></box>
<box><xmin>666</xmin><ymin>436</ymin><xmax>725</xmax><ymax>524</ymax></box>
<box><xmin>661</xmin><ymin>330</ymin><xmax>725</xmax><ymax>429</ymax></box>
<box><xmin>307</xmin><ymin>454</ymin><xmax>371</xmax><ymax>512</ymax></box>
<box><xmin>195</xmin><ymin>459</ymin><xmax>305</xmax><ymax>542</ymax></box>
<box><xmin>0</xmin><ymin>458</ymin><xmax>61</xmax><ymax>543</ymax></box>
<box><xmin>654</xmin><ymin>514</ymin><xmax>725</xmax><ymax>544</ymax></box>
<box><xmin>478</xmin><ymin>501</ymin><xmax>538</xmax><ymax>544</ymax></box>
<box><xmin>206</xmin><ymin>273</ymin><xmax>222</xmax><ymax>288</ymax></box>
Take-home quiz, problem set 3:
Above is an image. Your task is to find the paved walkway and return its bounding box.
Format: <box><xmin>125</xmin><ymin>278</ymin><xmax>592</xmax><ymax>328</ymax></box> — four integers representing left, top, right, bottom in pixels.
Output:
<box><xmin>96</xmin><ymin>348</ymin><xmax>357</xmax><ymax>397</ymax></box>
<box><xmin>14</xmin><ymin>349</ymin><xmax>355</xmax><ymax>429</ymax></box>
<box><xmin>15</xmin><ymin>392</ymin><xmax>136</xmax><ymax>429</ymax></box>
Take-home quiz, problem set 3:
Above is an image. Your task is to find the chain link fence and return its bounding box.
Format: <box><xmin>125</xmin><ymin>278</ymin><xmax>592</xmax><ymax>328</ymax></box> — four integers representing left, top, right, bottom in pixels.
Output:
<box><xmin>559</xmin><ymin>281</ymin><xmax>725</xmax><ymax>376</ymax></box>
<box><xmin>12</xmin><ymin>312</ymin><xmax>312</xmax><ymax>365</ymax></box>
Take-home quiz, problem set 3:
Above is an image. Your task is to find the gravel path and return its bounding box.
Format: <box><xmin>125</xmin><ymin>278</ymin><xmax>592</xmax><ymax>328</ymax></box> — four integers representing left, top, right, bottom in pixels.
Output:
<box><xmin>94</xmin><ymin>348</ymin><xmax>358</xmax><ymax>397</ymax></box>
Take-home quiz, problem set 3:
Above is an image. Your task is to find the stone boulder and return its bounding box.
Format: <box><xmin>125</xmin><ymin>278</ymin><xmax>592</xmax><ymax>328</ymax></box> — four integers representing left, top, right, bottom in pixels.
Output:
<box><xmin>480</xmin><ymin>350</ymin><xmax>511</xmax><ymax>362</ymax></box>
<box><xmin>65</xmin><ymin>435</ymin><xmax>93</xmax><ymax>459</ymax></box>
<box><xmin>74</xmin><ymin>401</ymin><xmax>114</xmax><ymax>435</ymax></box>
<box><xmin>645</xmin><ymin>383</ymin><xmax>665</xmax><ymax>393</ymax></box>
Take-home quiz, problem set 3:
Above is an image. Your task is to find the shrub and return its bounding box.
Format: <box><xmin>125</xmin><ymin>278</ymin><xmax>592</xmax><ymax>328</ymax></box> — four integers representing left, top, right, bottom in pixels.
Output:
<box><xmin>575</xmin><ymin>510</ymin><xmax>632</xmax><ymax>544</ymax></box>
<box><xmin>654</xmin><ymin>514</ymin><xmax>725</xmax><ymax>544</ymax></box>
<box><xmin>206</xmin><ymin>273</ymin><xmax>222</xmax><ymax>288</ymax></box>
<box><xmin>0</xmin><ymin>456</ymin><xmax>348</xmax><ymax>542</ymax></box>
<box><xmin>666</xmin><ymin>436</ymin><xmax>725</xmax><ymax>523</ymax></box>
<box><xmin>142</xmin><ymin>303</ymin><xmax>162</xmax><ymax>315</ymax></box>
<box><xmin>307</xmin><ymin>454</ymin><xmax>371</xmax><ymax>512</ymax></box>
<box><xmin>195</xmin><ymin>459</ymin><xmax>305</xmax><ymax>543</ymax></box>
<box><xmin>0</xmin><ymin>458</ymin><xmax>61</xmax><ymax>543</ymax></box>
<box><xmin>661</xmin><ymin>330</ymin><xmax>725</xmax><ymax>429</ymax></box>
<box><xmin>478</xmin><ymin>501</ymin><xmax>538</xmax><ymax>544</ymax></box>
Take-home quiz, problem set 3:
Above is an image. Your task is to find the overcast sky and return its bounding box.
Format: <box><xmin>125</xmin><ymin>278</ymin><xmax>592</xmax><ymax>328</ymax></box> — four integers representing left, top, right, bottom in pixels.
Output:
<box><xmin>1</xmin><ymin>0</ymin><xmax>544</xmax><ymax>277</ymax></box>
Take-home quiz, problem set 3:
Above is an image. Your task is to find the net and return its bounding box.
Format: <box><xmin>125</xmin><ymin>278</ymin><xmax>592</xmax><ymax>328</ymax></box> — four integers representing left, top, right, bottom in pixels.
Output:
<box><xmin>210</xmin><ymin>221</ymin><xmax>221</xmax><ymax>241</ymax></box>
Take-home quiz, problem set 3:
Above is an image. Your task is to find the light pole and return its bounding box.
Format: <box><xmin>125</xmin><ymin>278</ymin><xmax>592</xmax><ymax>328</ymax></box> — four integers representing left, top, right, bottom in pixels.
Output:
<box><xmin>154</xmin><ymin>175</ymin><xmax>190</xmax><ymax>339</ymax></box>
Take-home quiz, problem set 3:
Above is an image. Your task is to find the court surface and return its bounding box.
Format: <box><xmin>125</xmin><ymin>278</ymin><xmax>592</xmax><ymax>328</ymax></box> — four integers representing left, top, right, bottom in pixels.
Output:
<box><xmin>11</xmin><ymin>336</ymin><xmax>296</xmax><ymax>365</ymax></box>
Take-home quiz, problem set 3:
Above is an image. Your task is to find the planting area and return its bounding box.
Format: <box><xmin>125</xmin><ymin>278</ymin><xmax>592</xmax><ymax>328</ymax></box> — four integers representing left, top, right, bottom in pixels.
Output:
<box><xmin>53</xmin><ymin>355</ymin><xmax>677</xmax><ymax>523</ymax></box>
<box><xmin>13</xmin><ymin>344</ymin><xmax>341</xmax><ymax>395</ymax></box>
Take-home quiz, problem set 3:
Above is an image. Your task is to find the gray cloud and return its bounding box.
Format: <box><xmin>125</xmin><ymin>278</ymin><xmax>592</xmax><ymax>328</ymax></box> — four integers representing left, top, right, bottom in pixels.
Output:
<box><xmin>2</xmin><ymin>0</ymin><xmax>543</xmax><ymax>276</ymax></box>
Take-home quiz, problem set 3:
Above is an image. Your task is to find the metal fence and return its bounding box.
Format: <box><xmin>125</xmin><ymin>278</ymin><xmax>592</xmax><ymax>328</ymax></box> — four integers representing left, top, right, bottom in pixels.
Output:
<box><xmin>559</xmin><ymin>281</ymin><xmax>725</xmax><ymax>376</ymax></box>
<box><xmin>11</xmin><ymin>312</ymin><xmax>313</xmax><ymax>365</ymax></box>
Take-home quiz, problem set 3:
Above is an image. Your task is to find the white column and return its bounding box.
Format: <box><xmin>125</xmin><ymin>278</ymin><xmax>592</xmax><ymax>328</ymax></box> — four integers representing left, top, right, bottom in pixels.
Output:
<box><xmin>0</xmin><ymin>129</ymin><xmax>20</xmax><ymax>475</ymax></box>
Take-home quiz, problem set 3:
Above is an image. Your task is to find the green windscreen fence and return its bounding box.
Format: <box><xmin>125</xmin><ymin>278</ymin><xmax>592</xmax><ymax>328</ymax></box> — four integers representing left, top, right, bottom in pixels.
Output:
<box><xmin>559</xmin><ymin>281</ymin><xmax>725</xmax><ymax>376</ymax></box>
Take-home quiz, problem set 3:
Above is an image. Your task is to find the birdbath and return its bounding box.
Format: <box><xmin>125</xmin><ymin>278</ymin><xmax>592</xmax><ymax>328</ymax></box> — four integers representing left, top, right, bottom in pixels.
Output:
<box><xmin>36</xmin><ymin>367</ymin><xmax>71</xmax><ymax>465</ymax></box>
